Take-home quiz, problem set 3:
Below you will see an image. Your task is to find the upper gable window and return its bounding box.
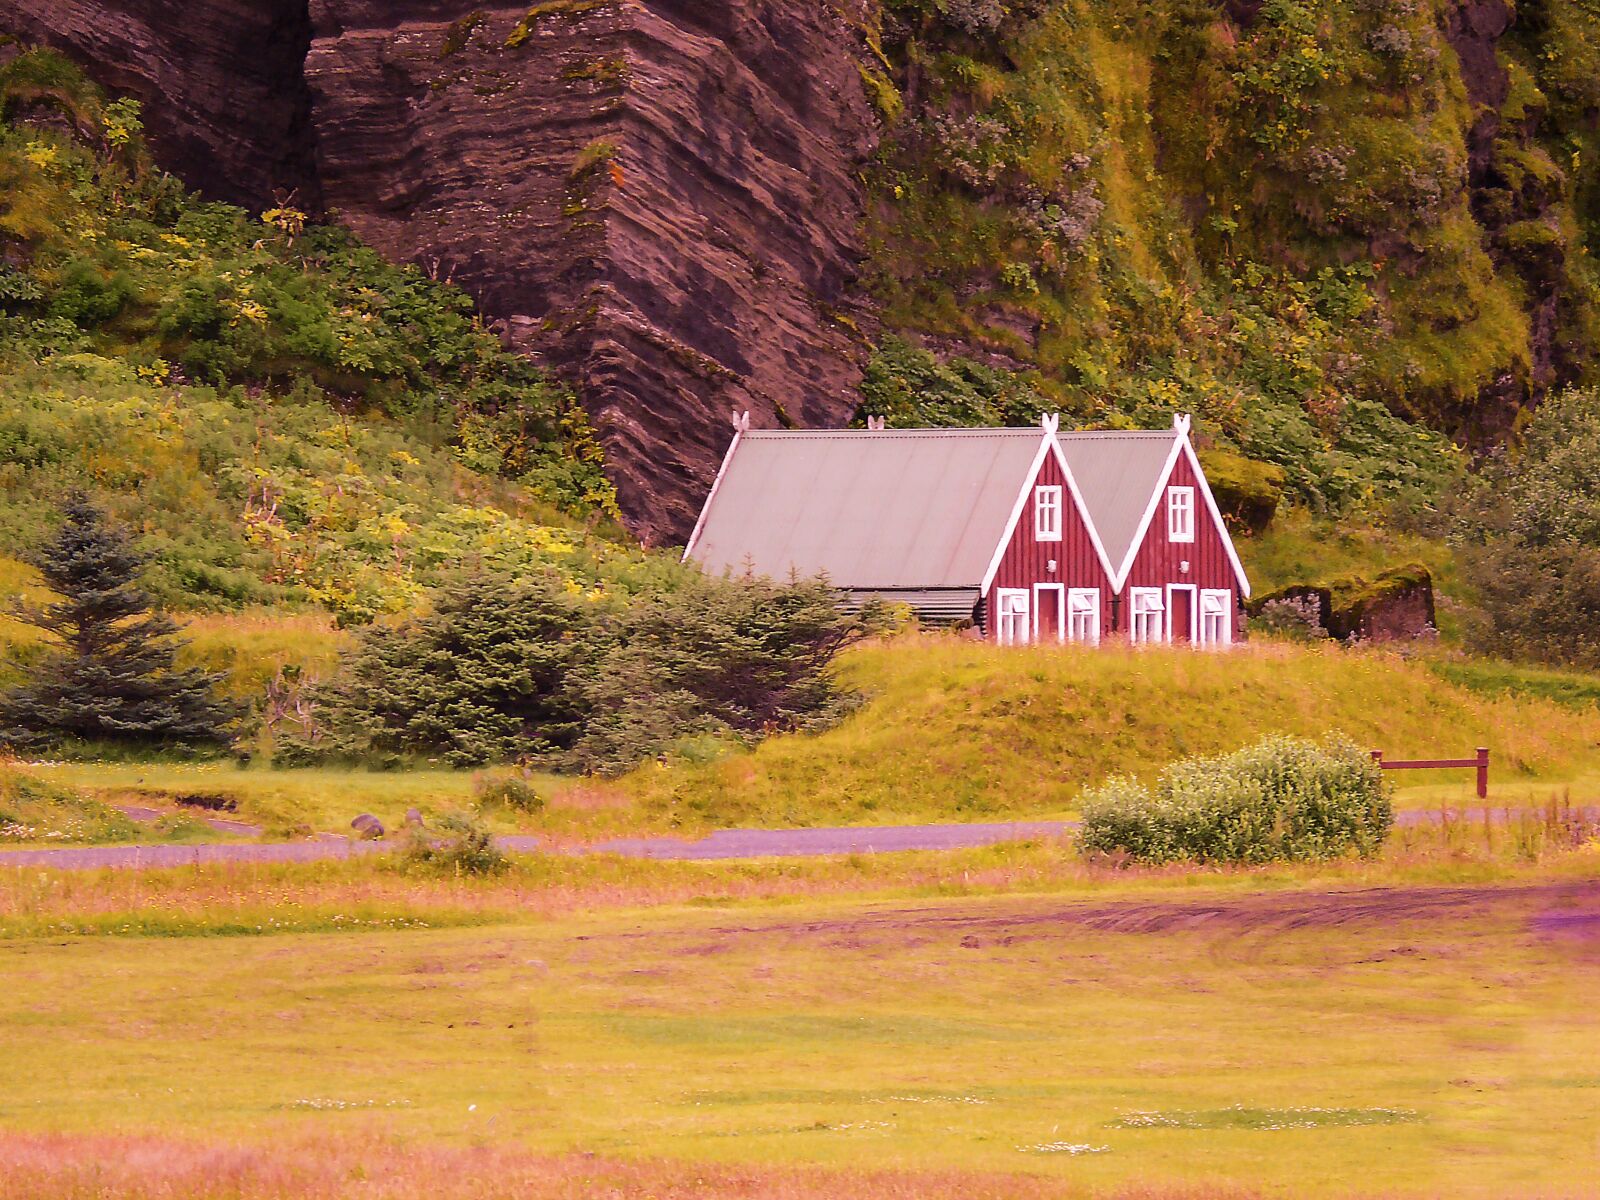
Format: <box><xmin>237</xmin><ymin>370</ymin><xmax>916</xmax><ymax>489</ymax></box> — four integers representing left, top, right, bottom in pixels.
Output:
<box><xmin>1034</xmin><ymin>485</ymin><xmax>1063</xmax><ymax>542</ymax></box>
<box><xmin>1167</xmin><ymin>486</ymin><xmax>1195</xmax><ymax>543</ymax></box>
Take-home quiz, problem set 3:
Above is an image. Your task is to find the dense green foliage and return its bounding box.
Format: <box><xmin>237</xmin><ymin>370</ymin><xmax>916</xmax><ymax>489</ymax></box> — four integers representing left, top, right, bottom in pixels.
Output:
<box><xmin>297</xmin><ymin>573</ymin><xmax>596</xmax><ymax>767</ymax></box>
<box><xmin>1456</xmin><ymin>387</ymin><xmax>1600</xmax><ymax>667</ymax></box>
<box><xmin>570</xmin><ymin>575</ymin><xmax>879</xmax><ymax>775</ymax></box>
<box><xmin>0</xmin><ymin>50</ymin><xmax>622</xmax><ymax>619</ymax></box>
<box><xmin>294</xmin><ymin>571</ymin><xmax>873</xmax><ymax>773</ymax></box>
<box><xmin>0</xmin><ymin>498</ymin><xmax>241</xmax><ymax>749</ymax></box>
<box><xmin>856</xmin><ymin>0</ymin><xmax>1600</xmax><ymax>517</ymax></box>
<box><xmin>1078</xmin><ymin>734</ymin><xmax>1393</xmax><ymax>864</ymax></box>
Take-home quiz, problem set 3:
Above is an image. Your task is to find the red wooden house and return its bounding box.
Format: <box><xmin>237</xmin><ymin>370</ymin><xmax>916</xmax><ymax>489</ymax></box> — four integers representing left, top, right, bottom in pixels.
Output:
<box><xmin>683</xmin><ymin>412</ymin><xmax>1251</xmax><ymax>646</ymax></box>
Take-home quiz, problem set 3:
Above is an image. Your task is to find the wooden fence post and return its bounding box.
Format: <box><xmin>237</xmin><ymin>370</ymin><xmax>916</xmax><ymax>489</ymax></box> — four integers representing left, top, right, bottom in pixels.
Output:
<box><xmin>1370</xmin><ymin>749</ymin><xmax>1383</xmax><ymax>766</ymax></box>
<box><xmin>1476</xmin><ymin>747</ymin><xmax>1489</xmax><ymax>800</ymax></box>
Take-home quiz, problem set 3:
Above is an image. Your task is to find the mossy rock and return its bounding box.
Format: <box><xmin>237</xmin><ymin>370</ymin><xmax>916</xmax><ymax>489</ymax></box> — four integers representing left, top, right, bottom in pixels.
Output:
<box><xmin>1197</xmin><ymin>449</ymin><xmax>1285</xmax><ymax>535</ymax></box>
<box><xmin>1250</xmin><ymin>563</ymin><xmax>1435</xmax><ymax>643</ymax></box>
<box><xmin>1325</xmin><ymin>562</ymin><xmax>1435</xmax><ymax>642</ymax></box>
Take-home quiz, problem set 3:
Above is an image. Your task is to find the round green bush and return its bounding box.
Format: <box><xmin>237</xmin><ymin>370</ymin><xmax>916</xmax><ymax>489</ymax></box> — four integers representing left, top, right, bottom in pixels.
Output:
<box><xmin>1078</xmin><ymin>734</ymin><xmax>1392</xmax><ymax>865</ymax></box>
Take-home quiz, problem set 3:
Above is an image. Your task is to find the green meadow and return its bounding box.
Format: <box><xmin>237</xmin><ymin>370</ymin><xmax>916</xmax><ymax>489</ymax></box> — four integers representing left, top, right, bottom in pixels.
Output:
<box><xmin>1</xmin><ymin>872</ymin><xmax>1596</xmax><ymax>1198</ymax></box>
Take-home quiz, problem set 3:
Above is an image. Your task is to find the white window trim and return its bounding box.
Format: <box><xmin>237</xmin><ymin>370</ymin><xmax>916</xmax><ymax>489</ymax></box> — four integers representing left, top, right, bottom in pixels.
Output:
<box><xmin>1032</xmin><ymin>583</ymin><xmax>1065</xmax><ymax>643</ymax></box>
<box><xmin>1034</xmin><ymin>485</ymin><xmax>1063</xmax><ymax>542</ymax></box>
<box><xmin>1129</xmin><ymin>587</ymin><xmax>1165</xmax><ymax>645</ymax></box>
<box><xmin>1166</xmin><ymin>583</ymin><xmax>1197</xmax><ymax>643</ymax></box>
<box><xmin>1067</xmin><ymin>587</ymin><xmax>1100</xmax><ymax>646</ymax></box>
<box><xmin>1199</xmin><ymin>588</ymin><xmax>1233</xmax><ymax>648</ymax></box>
<box><xmin>1167</xmin><ymin>485</ymin><xmax>1195</xmax><ymax>544</ymax></box>
<box><xmin>996</xmin><ymin>588</ymin><xmax>1030</xmax><ymax>646</ymax></box>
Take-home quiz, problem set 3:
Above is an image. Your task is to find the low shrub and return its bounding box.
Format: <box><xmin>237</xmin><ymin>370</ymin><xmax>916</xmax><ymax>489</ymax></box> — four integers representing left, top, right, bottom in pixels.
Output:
<box><xmin>1078</xmin><ymin>735</ymin><xmax>1392</xmax><ymax>865</ymax></box>
<box><xmin>400</xmin><ymin>813</ymin><xmax>507</xmax><ymax>876</ymax></box>
<box><xmin>475</xmin><ymin>771</ymin><xmax>544</xmax><ymax>814</ymax></box>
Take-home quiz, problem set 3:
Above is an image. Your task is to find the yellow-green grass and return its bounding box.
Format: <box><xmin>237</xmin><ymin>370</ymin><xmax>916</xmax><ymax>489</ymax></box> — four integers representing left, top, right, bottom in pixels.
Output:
<box><xmin>0</xmin><ymin>601</ymin><xmax>347</xmax><ymax>700</ymax></box>
<box><xmin>14</xmin><ymin>761</ymin><xmax>491</xmax><ymax>841</ymax></box>
<box><xmin>1237</xmin><ymin>510</ymin><xmax>1457</xmax><ymax>599</ymax></box>
<box><xmin>0</xmin><ymin>819</ymin><xmax>1594</xmax><ymax>940</ymax></box>
<box><xmin>0</xmin><ymin>874</ymin><xmax>1595</xmax><ymax>1197</ymax></box>
<box><xmin>588</xmin><ymin>636</ymin><xmax>1600</xmax><ymax>830</ymax></box>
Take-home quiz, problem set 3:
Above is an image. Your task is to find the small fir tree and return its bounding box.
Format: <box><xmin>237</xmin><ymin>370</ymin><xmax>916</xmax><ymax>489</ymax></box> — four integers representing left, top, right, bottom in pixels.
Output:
<box><xmin>0</xmin><ymin>497</ymin><xmax>241</xmax><ymax>748</ymax></box>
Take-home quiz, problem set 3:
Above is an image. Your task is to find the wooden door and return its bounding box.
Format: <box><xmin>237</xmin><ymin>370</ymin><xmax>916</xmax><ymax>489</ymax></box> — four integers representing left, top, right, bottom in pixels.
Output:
<box><xmin>1035</xmin><ymin>585</ymin><xmax>1063</xmax><ymax>643</ymax></box>
<box><xmin>1168</xmin><ymin>587</ymin><xmax>1194</xmax><ymax>644</ymax></box>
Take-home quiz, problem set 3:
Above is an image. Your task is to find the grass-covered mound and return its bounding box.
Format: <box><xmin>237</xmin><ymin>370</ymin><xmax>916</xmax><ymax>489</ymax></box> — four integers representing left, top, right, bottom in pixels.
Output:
<box><xmin>0</xmin><ymin>759</ymin><xmax>136</xmax><ymax>843</ymax></box>
<box><xmin>593</xmin><ymin>636</ymin><xmax>1600</xmax><ymax>828</ymax></box>
<box><xmin>0</xmin><ymin>49</ymin><xmax>633</xmax><ymax>621</ymax></box>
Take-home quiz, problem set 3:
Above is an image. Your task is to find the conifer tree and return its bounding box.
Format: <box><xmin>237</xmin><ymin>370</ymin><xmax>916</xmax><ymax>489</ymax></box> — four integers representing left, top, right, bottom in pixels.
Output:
<box><xmin>0</xmin><ymin>496</ymin><xmax>241</xmax><ymax>748</ymax></box>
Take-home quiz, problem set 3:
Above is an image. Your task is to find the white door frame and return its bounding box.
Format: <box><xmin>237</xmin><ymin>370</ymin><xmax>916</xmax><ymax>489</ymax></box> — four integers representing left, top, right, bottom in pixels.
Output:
<box><xmin>1165</xmin><ymin>583</ymin><xmax>1198</xmax><ymax>644</ymax></box>
<box><xmin>1032</xmin><ymin>583</ymin><xmax>1065</xmax><ymax>644</ymax></box>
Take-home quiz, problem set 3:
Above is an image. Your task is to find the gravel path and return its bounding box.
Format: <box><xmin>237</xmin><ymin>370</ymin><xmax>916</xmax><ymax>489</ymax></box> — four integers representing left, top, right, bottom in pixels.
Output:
<box><xmin>1</xmin><ymin>807</ymin><xmax>1590</xmax><ymax>872</ymax></box>
<box><xmin>0</xmin><ymin>820</ymin><xmax>1069</xmax><ymax>871</ymax></box>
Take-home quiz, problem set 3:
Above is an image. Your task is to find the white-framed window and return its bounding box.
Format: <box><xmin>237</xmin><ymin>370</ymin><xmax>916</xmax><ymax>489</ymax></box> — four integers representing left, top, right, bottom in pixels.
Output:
<box><xmin>1199</xmin><ymin>589</ymin><xmax>1233</xmax><ymax>647</ymax></box>
<box><xmin>1167</xmin><ymin>485</ymin><xmax>1195</xmax><ymax>543</ymax></box>
<box><xmin>996</xmin><ymin>589</ymin><xmax>1030</xmax><ymax>646</ymax></box>
<box><xmin>1129</xmin><ymin>587</ymin><xmax>1165</xmax><ymax>645</ymax></box>
<box><xmin>1067</xmin><ymin>588</ymin><xmax>1100</xmax><ymax>646</ymax></box>
<box><xmin>1034</xmin><ymin>485</ymin><xmax>1063</xmax><ymax>542</ymax></box>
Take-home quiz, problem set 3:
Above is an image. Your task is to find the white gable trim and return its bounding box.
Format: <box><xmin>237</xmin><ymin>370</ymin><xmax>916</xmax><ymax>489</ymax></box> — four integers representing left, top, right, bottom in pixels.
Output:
<box><xmin>1047</xmin><ymin>435</ymin><xmax>1117</xmax><ymax>581</ymax></box>
<box><xmin>1180</xmin><ymin>436</ymin><xmax>1252</xmax><ymax>598</ymax></box>
<box><xmin>979</xmin><ymin>429</ymin><xmax>1119</xmax><ymax>594</ymax></box>
<box><xmin>1106</xmin><ymin>425</ymin><xmax>1252</xmax><ymax>597</ymax></box>
<box><xmin>681</xmin><ymin>422</ymin><xmax>746</xmax><ymax>562</ymax></box>
<box><xmin>979</xmin><ymin>432</ymin><xmax>1055</xmax><ymax>594</ymax></box>
<box><xmin>1109</xmin><ymin>433</ymin><xmax>1187</xmax><ymax>591</ymax></box>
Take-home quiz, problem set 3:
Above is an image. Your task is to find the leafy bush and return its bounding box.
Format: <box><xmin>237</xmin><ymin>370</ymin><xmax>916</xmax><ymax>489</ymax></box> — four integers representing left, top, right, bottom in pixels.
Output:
<box><xmin>1078</xmin><ymin>735</ymin><xmax>1392</xmax><ymax>865</ymax></box>
<box><xmin>400</xmin><ymin>813</ymin><xmax>507</xmax><ymax>876</ymax></box>
<box><xmin>475</xmin><ymin>771</ymin><xmax>545</xmax><ymax>814</ymax></box>
<box><xmin>1456</xmin><ymin>388</ymin><xmax>1600</xmax><ymax>667</ymax></box>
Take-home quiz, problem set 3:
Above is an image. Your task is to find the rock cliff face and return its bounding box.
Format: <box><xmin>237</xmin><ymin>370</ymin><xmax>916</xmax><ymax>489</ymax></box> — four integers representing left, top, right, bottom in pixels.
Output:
<box><xmin>0</xmin><ymin>0</ymin><xmax>319</xmax><ymax>208</ymax></box>
<box><xmin>3</xmin><ymin>0</ymin><xmax>877</xmax><ymax>542</ymax></box>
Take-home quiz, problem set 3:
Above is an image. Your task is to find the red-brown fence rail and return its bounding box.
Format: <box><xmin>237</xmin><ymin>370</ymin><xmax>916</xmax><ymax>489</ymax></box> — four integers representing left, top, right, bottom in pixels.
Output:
<box><xmin>1370</xmin><ymin>747</ymin><xmax>1489</xmax><ymax>799</ymax></box>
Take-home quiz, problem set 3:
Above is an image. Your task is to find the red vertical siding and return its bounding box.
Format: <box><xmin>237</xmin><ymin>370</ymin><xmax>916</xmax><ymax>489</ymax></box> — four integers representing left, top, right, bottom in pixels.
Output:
<box><xmin>1120</xmin><ymin>450</ymin><xmax>1247</xmax><ymax>638</ymax></box>
<box><xmin>984</xmin><ymin>450</ymin><xmax>1113</xmax><ymax>639</ymax></box>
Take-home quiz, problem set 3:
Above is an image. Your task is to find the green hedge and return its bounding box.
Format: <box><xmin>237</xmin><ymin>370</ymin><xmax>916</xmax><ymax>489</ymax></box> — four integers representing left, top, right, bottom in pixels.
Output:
<box><xmin>1078</xmin><ymin>735</ymin><xmax>1392</xmax><ymax>864</ymax></box>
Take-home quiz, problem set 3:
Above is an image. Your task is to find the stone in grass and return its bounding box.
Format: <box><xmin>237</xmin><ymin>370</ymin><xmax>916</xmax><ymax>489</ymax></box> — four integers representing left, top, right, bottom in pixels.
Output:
<box><xmin>351</xmin><ymin>813</ymin><xmax>385</xmax><ymax>840</ymax></box>
<box><xmin>405</xmin><ymin>807</ymin><xmax>425</xmax><ymax>828</ymax></box>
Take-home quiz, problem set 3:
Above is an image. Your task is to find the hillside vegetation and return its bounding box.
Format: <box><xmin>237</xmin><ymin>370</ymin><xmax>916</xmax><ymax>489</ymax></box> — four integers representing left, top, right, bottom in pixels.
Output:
<box><xmin>0</xmin><ymin>50</ymin><xmax>637</xmax><ymax>621</ymax></box>
<box><xmin>594</xmin><ymin>636</ymin><xmax>1600</xmax><ymax>828</ymax></box>
<box><xmin>859</xmin><ymin>0</ymin><xmax>1600</xmax><ymax>520</ymax></box>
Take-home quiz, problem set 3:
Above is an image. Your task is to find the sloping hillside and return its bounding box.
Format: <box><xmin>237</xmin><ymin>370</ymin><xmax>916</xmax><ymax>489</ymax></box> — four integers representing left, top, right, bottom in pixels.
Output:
<box><xmin>0</xmin><ymin>50</ymin><xmax>652</xmax><ymax>620</ymax></box>
<box><xmin>6</xmin><ymin>3</ymin><xmax>1598</xmax><ymax>536</ymax></box>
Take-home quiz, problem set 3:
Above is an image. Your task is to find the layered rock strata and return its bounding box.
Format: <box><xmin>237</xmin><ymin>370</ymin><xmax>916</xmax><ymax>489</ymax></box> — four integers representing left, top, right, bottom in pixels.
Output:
<box><xmin>3</xmin><ymin>0</ymin><xmax>878</xmax><ymax>542</ymax></box>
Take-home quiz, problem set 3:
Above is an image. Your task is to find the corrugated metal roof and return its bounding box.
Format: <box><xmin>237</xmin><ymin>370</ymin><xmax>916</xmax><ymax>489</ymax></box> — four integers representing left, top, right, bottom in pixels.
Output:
<box><xmin>1055</xmin><ymin>431</ymin><xmax>1179</xmax><ymax>572</ymax></box>
<box><xmin>688</xmin><ymin>429</ymin><xmax>1043</xmax><ymax>588</ymax></box>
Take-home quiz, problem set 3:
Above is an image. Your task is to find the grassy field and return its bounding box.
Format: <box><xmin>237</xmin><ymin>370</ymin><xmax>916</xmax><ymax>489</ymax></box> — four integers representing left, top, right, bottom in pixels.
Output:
<box><xmin>1</xmin><ymin>865</ymin><xmax>1596</xmax><ymax>1198</ymax></box>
